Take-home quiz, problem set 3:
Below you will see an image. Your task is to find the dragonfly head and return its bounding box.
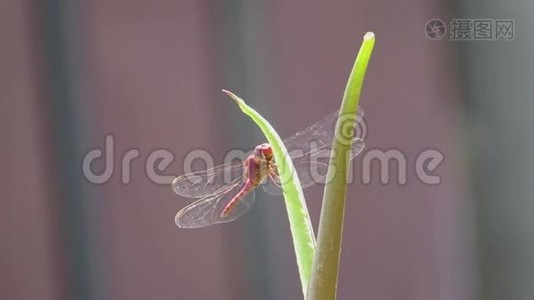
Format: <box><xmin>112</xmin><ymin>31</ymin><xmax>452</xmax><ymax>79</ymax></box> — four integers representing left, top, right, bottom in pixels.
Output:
<box><xmin>254</xmin><ymin>143</ymin><xmax>273</xmax><ymax>161</ymax></box>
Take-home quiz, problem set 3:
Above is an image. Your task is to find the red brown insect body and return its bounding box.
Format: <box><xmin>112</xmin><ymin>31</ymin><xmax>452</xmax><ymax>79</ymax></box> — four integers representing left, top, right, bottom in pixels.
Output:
<box><xmin>221</xmin><ymin>143</ymin><xmax>277</xmax><ymax>217</ymax></box>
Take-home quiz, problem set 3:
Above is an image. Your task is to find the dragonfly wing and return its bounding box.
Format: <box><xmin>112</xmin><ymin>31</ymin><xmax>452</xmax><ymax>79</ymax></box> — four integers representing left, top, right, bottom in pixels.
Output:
<box><xmin>175</xmin><ymin>178</ymin><xmax>256</xmax><ymax>228</ymax></box>
<box><xmin>297</xmin><ymin>137</ymin><xmax>365</xmax><ymax>186</ymax></box>
<box><xmin>261</xmin><ymin>157</ymin><xmax>331</xmax><ymax>195</ymax></box>
<box><xmin>292</xmin><ymin>137</ymin><xmax>365</xmax><ymax>187</ymax></box>
<box><xmin>282</xmin><ymin>108</ymin><xmax>364</xmax><ymax>157</ymax></box>
<box><xmin>348</xmin><ymin>137</ymin><xmax>366</xmax><ymax>160</ymax></box>
<box><xmin>262</xmin><ymin>131</ymin><xmax>366</xmax><ymax>195</ymax></box>
<box><xmin>172</xmin><ymin>162</ymin><xmax>244</xmax><ymax>198</ymax></box>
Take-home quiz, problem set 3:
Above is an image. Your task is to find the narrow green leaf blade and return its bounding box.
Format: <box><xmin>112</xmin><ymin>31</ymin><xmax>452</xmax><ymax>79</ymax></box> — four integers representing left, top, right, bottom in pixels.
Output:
<box><xmin>307</xmin><ymin>32</ymin><xmax>376</xmax><ymax>300</ymax></box>
<box><xmin>223</xmin><ymin>90</ymin><xmax>316</xmax><ymax>298</ymax></box>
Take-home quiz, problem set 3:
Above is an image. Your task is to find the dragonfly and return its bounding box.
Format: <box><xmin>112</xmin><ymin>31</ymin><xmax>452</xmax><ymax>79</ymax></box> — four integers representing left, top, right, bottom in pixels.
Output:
<box><xmin>172</xmin><ymin>109</ymin><xmax>365</xmax><ymax>228</ymax></box>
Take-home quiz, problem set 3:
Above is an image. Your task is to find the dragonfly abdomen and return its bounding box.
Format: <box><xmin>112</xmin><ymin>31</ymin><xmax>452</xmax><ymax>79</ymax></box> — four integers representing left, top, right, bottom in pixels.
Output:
<box><xmin>221</xmin><ymin>180</ymin><xmax>254</xmax><ymax>217</ymax></box>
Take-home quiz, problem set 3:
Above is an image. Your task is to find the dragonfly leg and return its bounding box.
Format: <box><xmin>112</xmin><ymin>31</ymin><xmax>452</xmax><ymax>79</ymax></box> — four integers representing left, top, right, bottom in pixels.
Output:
<box><xmin>268</xmin><ymin>169</ymin><xmax>285</xmax><ymax>192</ymax></box>
<box><xmin>270</xmin><ymin>163</ymin><xmax>279</xmax><ymax>176</ymax></box>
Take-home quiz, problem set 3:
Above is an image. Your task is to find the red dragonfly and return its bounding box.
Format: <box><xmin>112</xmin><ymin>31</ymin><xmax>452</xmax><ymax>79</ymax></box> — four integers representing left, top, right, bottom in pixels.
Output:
<box><xmin>172</xmin><ymin>109</ymin><xmax>365</xmax><ymax>228</ymax></box>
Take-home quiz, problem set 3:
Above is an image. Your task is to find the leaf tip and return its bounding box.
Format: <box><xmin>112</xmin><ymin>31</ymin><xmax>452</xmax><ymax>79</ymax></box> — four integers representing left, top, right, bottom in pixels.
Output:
<box><xmin>222</xmin><ymin>89</ymin><xmax>243</xmax><ymax>106</ymax></box>
<box><xmin>364</xmin><ymin>31</ymin><xmax>375</xmax><ymax>40</ymax></box>
<box><xmin>221</xmin><ymin>89</ymin><xmax>236</xmax><ymax>99</ymax></box>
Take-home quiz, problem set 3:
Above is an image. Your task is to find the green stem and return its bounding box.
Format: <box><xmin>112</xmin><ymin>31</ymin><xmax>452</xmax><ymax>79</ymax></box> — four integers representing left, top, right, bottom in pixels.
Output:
<box><xmin>223</xmin><ymin>90</ymin><xmax>316</xmax><ymax>298</ymax></box>
<box><xmin>307</xmin><ymin>32</ymin><xmax>375</xmax><ymax>300</ymax></box>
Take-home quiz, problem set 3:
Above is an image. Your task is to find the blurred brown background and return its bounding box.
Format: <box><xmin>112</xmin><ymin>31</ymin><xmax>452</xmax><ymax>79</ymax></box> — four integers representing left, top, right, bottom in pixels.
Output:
<box><xmin>2</xmin><ymin>0</ymin><xmax>532</xmax><ymax>300</ymax></box>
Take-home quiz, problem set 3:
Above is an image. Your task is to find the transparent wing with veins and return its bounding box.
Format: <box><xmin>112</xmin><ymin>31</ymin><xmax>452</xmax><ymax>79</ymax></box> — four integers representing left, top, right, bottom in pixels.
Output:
<box><xmin>283</xmin><ymin>109</ymin><xmax>364</xmax><ymax>159</ymax></box>
<box><xmin>172</xmin><ymin>162</ymin><xmax>244</xmax><ymax>198</ymax></box>
<box><xmin>175</xmin><ymin>177</ymin><xmax>256</xmax><ymax>228</ymax></box>
<box><xmin>262</xmin><ymin>109</ymin><xmax>365</xmax><ymax>194</ymax></box>
<box><xmin>172</xmin><ymin>108</ymin><xmax>365</xmax><ymax>199</ymax></box>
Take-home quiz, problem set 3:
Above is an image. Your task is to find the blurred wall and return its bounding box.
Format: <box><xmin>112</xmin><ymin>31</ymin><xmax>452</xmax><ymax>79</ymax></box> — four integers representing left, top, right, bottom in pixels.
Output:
<box><xmin>456</xmin><ymin>1</ymin><xmax>534</xmax><ymax>299</ymax></box>
<box><xmin>1</xmin><ymin>1</ymin><xmax>472</xmax><ymax>300</ymax></box>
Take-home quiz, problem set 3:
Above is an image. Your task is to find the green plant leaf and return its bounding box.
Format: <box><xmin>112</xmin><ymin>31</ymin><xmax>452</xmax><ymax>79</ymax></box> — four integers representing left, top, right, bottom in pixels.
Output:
<box><xmin>307</xmin><ymin>32</ymin><xmax>376</xmax><ymax>300</ymax></box>
<box><xmin>223</xmin><ymin>90</ymin><xmax>316</xmax><ymax>298</ymax></box>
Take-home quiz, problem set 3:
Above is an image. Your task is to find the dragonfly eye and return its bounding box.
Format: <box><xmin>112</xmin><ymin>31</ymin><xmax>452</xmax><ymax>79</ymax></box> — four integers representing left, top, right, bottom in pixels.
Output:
<box><xmin>253</xmin><ymin>143</ymin><xmax>273</xmax><ymax>159</ymax></box>
<box><xmin>259</xmin><ymin>143</ymin><xmax>273</xmax><ymax>159</ymax></box>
